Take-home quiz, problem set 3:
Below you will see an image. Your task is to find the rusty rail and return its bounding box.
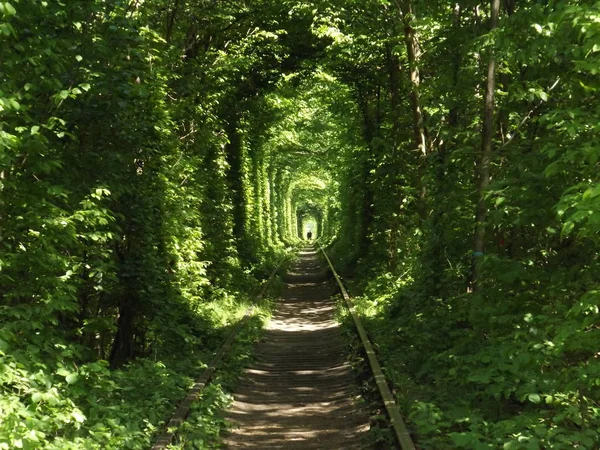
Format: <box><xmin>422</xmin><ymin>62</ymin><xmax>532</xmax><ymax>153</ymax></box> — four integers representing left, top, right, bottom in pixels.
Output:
<box><xmin>150</xmin><ymin>253</ymin><xmax>289</xmax><ymax>450</ymax></box>
<box><xmin>319</xmin><ymin>245</ymin><xmax>416</xmax><ymax>450</ymax></box>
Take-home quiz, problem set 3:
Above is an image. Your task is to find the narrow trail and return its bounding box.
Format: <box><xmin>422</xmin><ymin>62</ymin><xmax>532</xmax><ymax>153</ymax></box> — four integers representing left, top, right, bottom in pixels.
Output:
<box><xmin>224</xmin><ymin>246</ymin><xmax>371</xmax><ymax>449</ymax></box>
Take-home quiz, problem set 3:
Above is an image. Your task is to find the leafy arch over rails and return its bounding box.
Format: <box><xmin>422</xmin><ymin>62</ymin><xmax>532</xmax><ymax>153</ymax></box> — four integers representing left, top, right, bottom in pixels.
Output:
<box><xmin>1</xmin><ymin>0</ymin><xmax>600</xmax><ymax>448</ymax></box>
<box><xmin>288</xmin><ymin>174</ymin><xmax>335</xmax><ymax>241</ymax></box>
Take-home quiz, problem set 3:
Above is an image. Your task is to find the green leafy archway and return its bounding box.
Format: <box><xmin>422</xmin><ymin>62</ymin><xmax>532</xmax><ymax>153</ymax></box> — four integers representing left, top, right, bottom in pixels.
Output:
<box><xmin>1</xmin><ymin>0</ymin><xmax>600</xmax><ymax>448</ymax></box>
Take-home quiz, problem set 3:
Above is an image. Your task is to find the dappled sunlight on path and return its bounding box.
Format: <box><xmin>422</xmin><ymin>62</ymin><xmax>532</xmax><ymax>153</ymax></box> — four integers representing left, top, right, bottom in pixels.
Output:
<box><xmin>224</xmin><ymin>247</ymin><xmax>370</xmax><ymax>449</ymax></box>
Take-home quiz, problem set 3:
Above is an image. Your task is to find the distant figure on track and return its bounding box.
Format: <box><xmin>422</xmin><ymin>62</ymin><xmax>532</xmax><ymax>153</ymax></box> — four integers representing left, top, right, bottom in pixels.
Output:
<box><xmin>306</xmin><ymin>231</ymin><xmax>312</xmax><ymax>240</ymax></box>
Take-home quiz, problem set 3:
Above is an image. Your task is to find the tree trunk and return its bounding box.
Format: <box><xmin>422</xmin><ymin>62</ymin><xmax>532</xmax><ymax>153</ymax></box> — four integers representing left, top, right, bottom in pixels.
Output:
<box><xmin>401</xmin><ymin>4</ymin><xmax>426</xmax><ymax>158</ymax></box>
<box><xmin>471</xmin><ymin>0</ymin><xmax>500</xmax><ymax>291</ymax></box>
<box><xmin>426</xmin><ymin>4</ymin><xmax>462</xmax><ymax>298</ymax></box>
<box><xmin>166</xmin><ymin>0</ymin><xmax>180</xmax><ymax>44</ymax></box>
<box><xmin>396</xmin><ymin>0</ymin><xmax>429</xmax><ymax>221</ymax></box>
<box><xmin>110</xmin><ymin>297</ymin><xmax>135</xmax><ymax>368</ymax></box>
<box><xmin>268</xmin><ymin>164</ymin><xmax>278</xmax><ymax>245</ymax></box>
<box><xmin>386</xmin><ymin>44</ymin><xmax>402</xmax><ymax>271</ymax></box>
<box><xmin>224</xmin><ymin>112</ymin><xmax>249</xmax><ymax>261</ymax></box>
<box><xmin>355</xmin><ymin>84</ymin><xmax>377</xmax><ymax>260</ymax></box>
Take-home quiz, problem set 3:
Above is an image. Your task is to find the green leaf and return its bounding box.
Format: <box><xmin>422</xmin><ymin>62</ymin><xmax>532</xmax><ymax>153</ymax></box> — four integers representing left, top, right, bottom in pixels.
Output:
<box><xmin>4</xmin><ymin>2</ymin><xmax>17</xmax><ymax>16</ymax></box>
<box><xmin>66</xmin><ymin>373</ymin><xmax>78</xmax><ymax>384</ymax></box>
<box><xmin>0</xmin><ymin>22</ymin><xmax>15</xmax><ymax>36</ymax></box>
<box><xmin>72</xmin><ymin>409</ymin><xmax>86</xmax><ymax>423</ymax></box>
<box><xmin>451</xmin><ymin>432</ymin><xmax>474</xmax><ymax>447</ymax></box>
<box><xmin>528</xmin><ymin>393</ymin><xmax>541</xmax><ymax>403</ymax></box>
<box><xmin>561</xmin><ymin>221</ymin><xmax>575</xmax><ymax>236</ymax></box>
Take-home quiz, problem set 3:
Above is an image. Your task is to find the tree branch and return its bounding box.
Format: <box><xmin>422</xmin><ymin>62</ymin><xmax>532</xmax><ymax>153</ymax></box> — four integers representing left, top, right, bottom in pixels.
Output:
<box><xmin>498</xmin><ymin>77</ymin><xmax>560</xmax><ymax>152</ymax></box>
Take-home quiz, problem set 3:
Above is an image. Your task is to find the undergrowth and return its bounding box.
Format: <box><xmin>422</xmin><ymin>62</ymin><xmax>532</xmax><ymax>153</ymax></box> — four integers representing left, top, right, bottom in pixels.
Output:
<box><xmin>347</xmin><ymin>267</ymin><xmax>600</xmax><ymax>450</ymax></box>
<box><xmin>165</xmin><ymin>287</ymin><xmax>276</xmax><ymax>449</ymax></box>
<box><xmin>0</xmin><ymin>295</ymin><xmax>252</xmax><ymax>450</ymax></box>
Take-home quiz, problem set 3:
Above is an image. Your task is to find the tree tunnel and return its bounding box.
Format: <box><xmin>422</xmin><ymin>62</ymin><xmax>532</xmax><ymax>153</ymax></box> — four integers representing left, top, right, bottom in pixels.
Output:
<box><xmin>254</xmin><ymin>71</ymin><xmax>351</xmax><ymax>247</ymax></box>
<box><xmin>296</xmin><ymin>203</ymin><xmax>321</xmax><ymax>240</ymax></box>
<box><xmin>285</xmin><ymin>173</ymin><xmax>335</xmax><ymax>242</ymax></box>
<box><xmin>3</xmin><ymin>1</ymin><xmax>599</xmax><ymax>447</ymax></box>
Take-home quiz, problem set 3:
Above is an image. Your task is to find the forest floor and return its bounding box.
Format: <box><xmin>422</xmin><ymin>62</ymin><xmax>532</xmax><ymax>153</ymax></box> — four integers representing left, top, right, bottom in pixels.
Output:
<box><xmin>222</xmin><ymin>246</ymin><xmax>371</xmax><ymax>449</ymax></box>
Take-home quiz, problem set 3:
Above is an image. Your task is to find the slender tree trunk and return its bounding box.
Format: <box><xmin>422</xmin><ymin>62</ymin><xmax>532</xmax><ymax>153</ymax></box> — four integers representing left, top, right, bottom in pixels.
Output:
<box><xmin>224</xmin><ymin>112</ymin><xmax>249</xmax><ymax>261</ymax></box>
<box><xmin>274</xmin><ymin>168</ymin><xmax>285</xmax><ymax>244</ymax></box>
<box><xmin>110</xmin><ymin>192</ymin><xmax>141</xmax><ymax>368</ymax></box>
<box><xmin>386</xmin><ymin>44</ymin><xmax>402</xmax><ymax>271</ymax></box>
<box><xmin>396</xmin><ymin>0</ymin><xmax>429</xmax><ymax>221</ymax></box>
<box><xmin>471</xmin><ymin>0</ymin><xmax>500</xmax><ymax>291</ymax></box>
<box><xmin>401</xmin><ymin>4</ymin><xmax>426</xmax><ymax>158</ymax></box>
<box><xmin>268</xmin><ymin>165</ymin><xmax>278</xmax><ymax>245</ymax></box>
<box><xmin>355</xmin><ymin>84</ymin><xmax>377</xmax><ymax>260</ymax></box>
<box><xmin>110</xmin><ymin>293</ymin><xmax>136</xmax><ymax>368</ymax></box>
<box><xmin>426</xmin><ymin>4</ymin><xmax>462</xmax><ymax>298</ymax></box>
<box><xmin>166</xmin><ymin>0</ymin><xmax>180</xmax><ymax>44</ymax></box>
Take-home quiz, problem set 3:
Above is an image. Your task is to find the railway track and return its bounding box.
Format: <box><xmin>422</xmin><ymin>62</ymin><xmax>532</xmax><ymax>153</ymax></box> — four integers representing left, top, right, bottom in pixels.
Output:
<box><xmin>152</xmin><ymin>245</ymin><xmax>415</xmax><ymax>449</ymax></box>
<box><xmin>223</xmin><ymin>246</ymin><xmax>369</xmax><ymax>449</ymax></box>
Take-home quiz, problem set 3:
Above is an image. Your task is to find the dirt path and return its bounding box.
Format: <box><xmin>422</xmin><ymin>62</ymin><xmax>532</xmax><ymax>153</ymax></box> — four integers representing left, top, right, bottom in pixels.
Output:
<box><xmin>223</xmin><ymin>247</ymin><xmax>371</xmax><ymax>449</ymax></box>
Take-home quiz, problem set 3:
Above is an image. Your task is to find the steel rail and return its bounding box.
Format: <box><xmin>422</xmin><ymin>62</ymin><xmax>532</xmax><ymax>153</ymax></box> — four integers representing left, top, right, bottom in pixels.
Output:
<box><xmin>150</xmin><ymin>253</ymin><xmax>290</xmax><ymax>450</ymax></box>
<box><xmin>319</xmin><ymin>245</ymin><xmax>416</xmax><ymax>450</ymax></box>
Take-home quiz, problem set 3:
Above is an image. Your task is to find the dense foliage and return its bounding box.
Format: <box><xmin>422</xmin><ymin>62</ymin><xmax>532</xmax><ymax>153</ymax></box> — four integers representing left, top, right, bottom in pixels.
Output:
<box><xmin>1</xmin><ymin>0</ymin><xmax>599</xmax><ymax>448</ymax></box>
<box><xmin>315</xmin><ymin>1</ymin><xmax>600</xmax><ymax>448</ymax></box>
<box><xmin>0</xmin><ymin>1</ymin><xmax>308</xmax><ymax>447</ymax></box>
